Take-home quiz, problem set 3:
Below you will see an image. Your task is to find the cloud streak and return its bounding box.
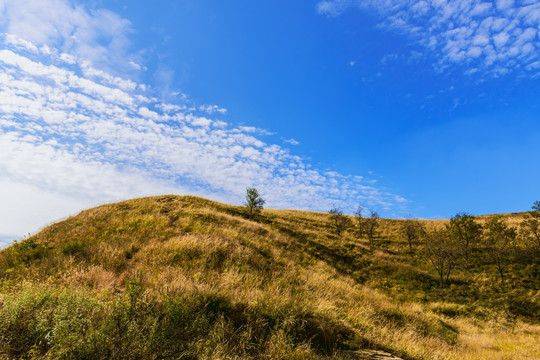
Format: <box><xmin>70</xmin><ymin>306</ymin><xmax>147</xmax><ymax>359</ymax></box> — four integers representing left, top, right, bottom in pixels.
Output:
<box><xmin>0</xmin><ymin>0</ymin><xmax>407</xmax><ymax>238</ymax></box>
<box><xmin>0</xmin><ymin>32</ymin><xmax>405</xmax><ymax>236</ymax></box>
<box><xmin>317</xmin><ymin>0</ymin><xmax>540</xmax><ymax>76</ymax></box>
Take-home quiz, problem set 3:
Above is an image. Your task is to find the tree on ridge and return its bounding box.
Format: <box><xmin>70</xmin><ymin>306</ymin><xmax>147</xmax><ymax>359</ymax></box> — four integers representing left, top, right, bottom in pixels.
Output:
<box><xmin>354</xmin><ymin>205</ymin><xmax>365</xmax><ymax>239</ymax></box>
<box><xmin>520</xmin><ymin>200</ymin><xmax>540</xmax><ymax>249</ymax></box>
<box><xmin>365</xmin><ymin>209</ymin><xmax>380</xmax><ymax>249</ymax></box>
<box><xmin>447</xmin><ymin>212</ymin><xmax>482</xmax><ymax>260</ymax></box>
<box><xmin>328</xmin><ymin>205</ymin><xmax>352</xmax><ymax>236</ymax></box>
<box><xmin>403</xmin><ymin>217</ymin><xmax>425</xmax><ymax>256</ymax></box>
<box><xmin>244</xmin><ymin>187</ymin><xmax>265</xmax><ymax>219</ymax></box>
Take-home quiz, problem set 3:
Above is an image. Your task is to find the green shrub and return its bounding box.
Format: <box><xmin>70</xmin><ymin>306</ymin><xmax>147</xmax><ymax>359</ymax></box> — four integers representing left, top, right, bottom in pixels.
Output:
<box><xmin>61</xmin><ymin>242</ymin><xmax>86</xmax><ymax>257</ymax></box>
<box><xmin>13</xmin><ymin>239</ymin><xmax>50</xmax><ymax>264</ymax></box>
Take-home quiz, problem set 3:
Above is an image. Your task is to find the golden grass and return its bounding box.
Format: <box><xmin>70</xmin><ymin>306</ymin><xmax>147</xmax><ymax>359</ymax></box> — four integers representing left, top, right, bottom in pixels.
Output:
<box><xmin>0</xmin><ymin>195</ymin><xmax>538</xmax><ymax>359</ymax></box>
<box><xmin>451</xmin><ymin>319</ymin><xmax>540</xmax><ymax>360</ymax></box>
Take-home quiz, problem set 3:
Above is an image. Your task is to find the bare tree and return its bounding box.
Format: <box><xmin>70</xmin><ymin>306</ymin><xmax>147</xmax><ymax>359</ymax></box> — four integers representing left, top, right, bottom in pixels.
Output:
<box><xmin>365</xmin><ymin>209</ymin><xmax>380</xmax><ymax>248</ymax></box>
<box><xmin>423</xmin><ymin>228</ymin><xmax>463</xmax><ymax>288</ymax></box>
<box><xmin>402</xmin><ymin>218</ymin><xmax>425</xmax><ymax>255</ymax></box>
<box><xmin>244</xmin><ymin>187</ymin><xmax>265</xmax><ymax>219</ymax></box>
<box><xmin>328</xmin><ymin>205</ymin><xmax>352</xmax><ymax>236</ymax></box>
<box><xmin>447</xmin><ymin>212</ymin><xmax>482</xmax><ymax>259</ymax></box>
<box><xmin>484</xmin><ymin>216</ymin><xmax>517</xmax><ymax>282</ymax></box>
<box><xmin>353</xmin><ymin>205</ymin><xmax>365</xmax><ymax>238</ymax></box>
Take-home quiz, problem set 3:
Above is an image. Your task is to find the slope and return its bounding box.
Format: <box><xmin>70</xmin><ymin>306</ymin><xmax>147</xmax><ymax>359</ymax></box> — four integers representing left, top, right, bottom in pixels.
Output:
<box><xmin>0</xmin><ymin>195</ymin><xmax>538</xmax><ymax>359</ymax></box>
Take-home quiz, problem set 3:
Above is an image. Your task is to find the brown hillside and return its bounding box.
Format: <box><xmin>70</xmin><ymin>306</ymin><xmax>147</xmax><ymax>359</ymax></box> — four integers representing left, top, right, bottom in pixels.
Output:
<box><xmin>0</xmin><ymin>195</ymin><xmax>538</xmax><ymax>359</ymax></box>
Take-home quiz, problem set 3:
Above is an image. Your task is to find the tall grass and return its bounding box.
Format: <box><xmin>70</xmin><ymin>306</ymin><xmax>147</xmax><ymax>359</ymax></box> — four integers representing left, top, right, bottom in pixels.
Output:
<box><xmin>0</xmin><ymin>195</ymin><xmax>538</xmax><ymax>359</ymax></box>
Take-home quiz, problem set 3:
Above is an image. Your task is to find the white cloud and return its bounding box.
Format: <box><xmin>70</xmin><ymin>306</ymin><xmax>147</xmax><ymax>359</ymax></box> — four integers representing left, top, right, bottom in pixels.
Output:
<box><xmin>59</xmin><ymin>53</ymin><xmax>76</xmax><ymax>64</ymax></box>
<box><xmin>0</xmin><ymin>33</ymin><xmax>406</xmax><ymax>239</ymax></box>
<box><xmin>497</xmin><ymin>0</ymin><xmax>515</xmax><ymax>11</ymax></box>
<box><xmin>316</xmin><ymin>0</ymin><xmax>353</xmax><ymax>16</ymax></box>
<box><xmin>128</xmin><ymin>61</ymin><xmax>146</xmax><ymax>71</ymax></box>
<box><xmin>494</xmin><ymin>31</ymin><xmax>511</xmax><ymax>47</ymax></box>
<box><xmin>0</xmin><ymin>1</ymin><xmax>408</xmax><ymax>241</ymax></box>
<box><xmin>317</xmin><ymin>0</ymin><xmax>540</xmax><ymax>76</ymax></box>
<box><xmin>0</xmin><ymin>0</ymin><xmax>139</xmax><ymax>75</ymax></box>
<box><xmin>284</xmin><ymin>138</ymin><xmax>300</xmax><ymax>146</ymax></box>
<box><xmin>198</xmin><ymin>104</ymin><xmax>227</xmax><ymax>115</ymax></box>
<box><xmin>4</xmin><ymin>33</ymin><xmax>38</xmax><ymax>52</ymax></box>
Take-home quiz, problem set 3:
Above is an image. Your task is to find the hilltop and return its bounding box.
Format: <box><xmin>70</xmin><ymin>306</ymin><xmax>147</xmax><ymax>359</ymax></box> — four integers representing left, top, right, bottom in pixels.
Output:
<box><xmin>0</xmin><ymin>195</ymin><xmax>539</xmax><ymax>359</ymax></box>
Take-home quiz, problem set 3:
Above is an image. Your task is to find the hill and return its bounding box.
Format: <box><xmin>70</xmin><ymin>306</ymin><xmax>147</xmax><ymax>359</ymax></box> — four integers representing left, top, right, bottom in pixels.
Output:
<box><xmin>0</xmin><ymin>195</ymin><xmax>539</xmax><ymax>359</ymax></box>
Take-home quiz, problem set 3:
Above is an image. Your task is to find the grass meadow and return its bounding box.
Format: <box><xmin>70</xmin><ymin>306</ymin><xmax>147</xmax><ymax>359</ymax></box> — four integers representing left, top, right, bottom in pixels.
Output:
<box><xmin>0</xmin><ymin>195</ymin><xmax>538</xmax><ymax>359</ymax></box>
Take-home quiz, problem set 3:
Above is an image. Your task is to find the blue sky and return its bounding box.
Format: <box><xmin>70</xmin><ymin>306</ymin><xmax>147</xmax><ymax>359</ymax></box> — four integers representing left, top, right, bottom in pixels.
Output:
<box><xmin>1</xmin><ymin>0</ymin><xmax>539</xmax><ymax>244</ymax></box>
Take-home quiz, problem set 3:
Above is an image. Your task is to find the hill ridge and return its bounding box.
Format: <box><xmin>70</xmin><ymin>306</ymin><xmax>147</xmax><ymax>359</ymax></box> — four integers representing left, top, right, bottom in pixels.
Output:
<box><xmin>0</xmin><ymin>195</ymin><xmax>538</xmax><ymax>359</ymax></box>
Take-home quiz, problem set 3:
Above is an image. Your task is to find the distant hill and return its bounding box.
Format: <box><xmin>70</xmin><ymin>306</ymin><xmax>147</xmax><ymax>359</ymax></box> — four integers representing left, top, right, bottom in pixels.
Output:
<box><xmin>0</xmin><ymin>195</ymin><xmax>538</xmax><ymax>359</ymax></box>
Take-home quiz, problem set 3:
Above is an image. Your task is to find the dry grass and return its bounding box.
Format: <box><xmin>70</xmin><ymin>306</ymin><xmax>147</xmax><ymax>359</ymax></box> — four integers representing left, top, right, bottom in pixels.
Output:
<box><xmin>0</xmin><ymin>195</ymin><xmax>538</xmax><ymax>359</ymax></box>
<box><xmin>451</xmin><ymin>319</ymin><xmax>540</xmax><ymax>359</ymax></box>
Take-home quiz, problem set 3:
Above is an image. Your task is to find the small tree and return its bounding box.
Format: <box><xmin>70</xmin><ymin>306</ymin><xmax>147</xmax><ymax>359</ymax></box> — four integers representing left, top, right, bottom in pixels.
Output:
<box><xmin>532</xmin><ymin>201</ymin><xmax>540</xmax><ymax>213</ymax></box>
<box><xmin>423</xmin><ymin>228</ymin><xmax>463</xmax><ymax>288</ymax></box>
<box><xmin>484</xmin><ymin>216</ymin><xmax>517</xmax><ymax>282</ymax></box>
<box><xmin>520</xmin><ymin>201</ymin><xmax>540</xmax><ymax>249</ymax></box>
<box><xmin>365</xmin><ymin>209</ymin><xmax>379</xmax><ymax>248</ymax></box>
<box><xmin>244</xmin><ymin>187</ymin><xmax>265</xmax><ymax>219</ymax></box>
<box><xmin>328</xmin><ymin>205</ymin><xmax>352</xmax><ymax>236</ymax></box>
<box><xmin>402</xmin><ymin>218</ymin><xmax>425</xmax><ymax>256</ymax></box>
<box><xmin>353</xmin><ymin>205</ymin><xmax>365</xmax><ymax>238</ymax></box>
<box><xmin>447</xmin><ymin>212</ymin><xmax>482</xmax><ymax>259</ymax></box>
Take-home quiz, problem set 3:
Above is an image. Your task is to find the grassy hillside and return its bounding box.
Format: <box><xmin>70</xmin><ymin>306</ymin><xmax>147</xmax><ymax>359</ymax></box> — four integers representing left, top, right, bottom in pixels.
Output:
<box><xmin>0</xmin><ymin>195</ymin><xmax>539</xmax><ymax>359</ymax></box>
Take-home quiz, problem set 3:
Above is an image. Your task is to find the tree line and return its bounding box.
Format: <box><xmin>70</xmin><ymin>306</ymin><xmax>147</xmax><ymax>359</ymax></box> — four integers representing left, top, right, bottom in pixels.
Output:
<box><xmin>327</xmin><ymin>201</ymin><xmax>540</xmax><ymax>288</ymax></box>
<box><xmin>242</xmin><ymin>187</ymin><xmax>538</xmax><ymax>289</ymax></box>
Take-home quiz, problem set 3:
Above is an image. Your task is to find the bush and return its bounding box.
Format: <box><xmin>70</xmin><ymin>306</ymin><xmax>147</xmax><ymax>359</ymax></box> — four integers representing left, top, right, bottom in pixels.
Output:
<box><xmin>61</xmin><ymin>242</ymin><xmax>86</xmax><ymax>257</ymax></box>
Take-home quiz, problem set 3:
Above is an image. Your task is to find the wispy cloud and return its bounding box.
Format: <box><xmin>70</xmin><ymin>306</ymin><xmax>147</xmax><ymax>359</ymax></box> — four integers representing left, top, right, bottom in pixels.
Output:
<box><xmin>0</xmin><ymin>0</ymin><xmax>407</xmax><ymax>237</ymax></box>
<box><xmin>284</xmin><ymin>138</ymin><xmax>300</xmax><ymax>146</ymax></box>
<box><xmin>0</xmin><ymin>0</ymin><xmax>138</xmax><ymax>75</ymax></box>
<box><xmin>318</xmin><ymin>0</ymin><xmax>540</xmax><ymax>76</ymax></box>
